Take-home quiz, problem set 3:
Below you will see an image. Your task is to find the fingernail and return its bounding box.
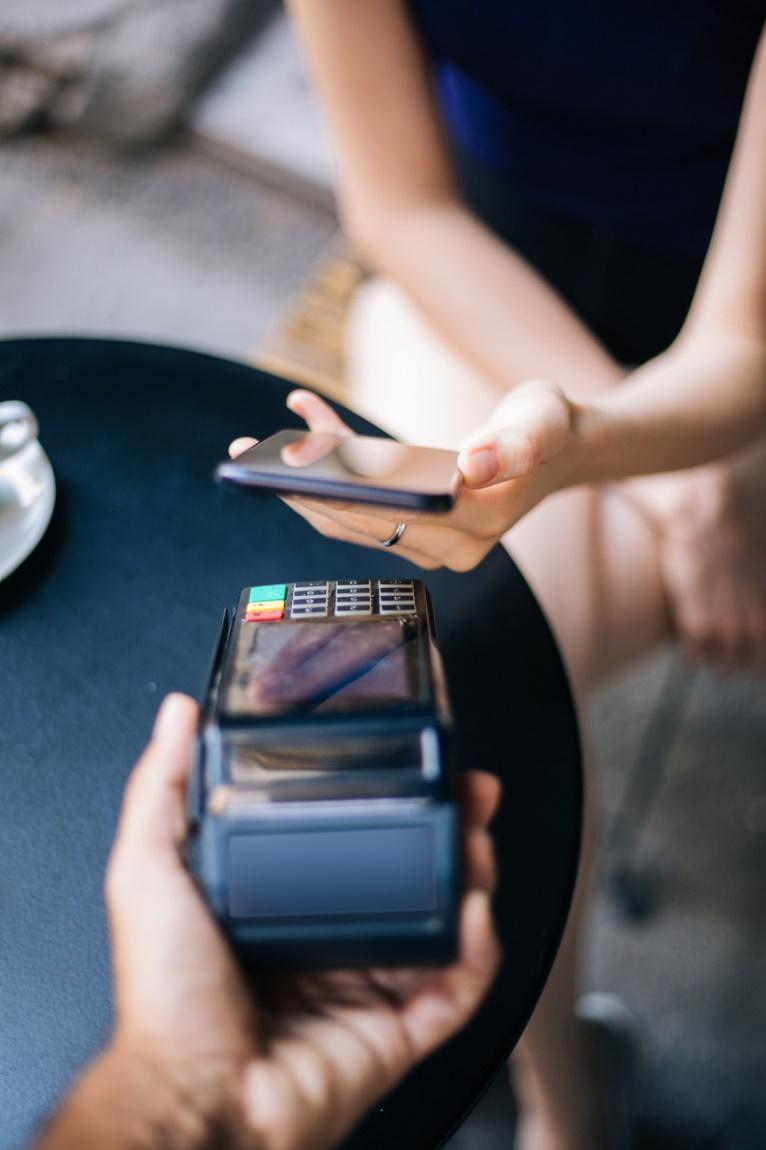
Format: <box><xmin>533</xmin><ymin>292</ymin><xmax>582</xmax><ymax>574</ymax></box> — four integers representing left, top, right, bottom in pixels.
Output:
<box><xmin>465</xmin><ymin>447</ymin><xmax>498</xmax><ymax>486</ymax></box>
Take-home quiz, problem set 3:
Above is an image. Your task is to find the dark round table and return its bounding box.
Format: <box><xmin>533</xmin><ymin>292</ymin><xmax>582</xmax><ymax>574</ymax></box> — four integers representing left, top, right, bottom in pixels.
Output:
<box><xmin>0</xmin><ymin>338</ymin><xmax>581</xmax><ymax>1150</ymax></box>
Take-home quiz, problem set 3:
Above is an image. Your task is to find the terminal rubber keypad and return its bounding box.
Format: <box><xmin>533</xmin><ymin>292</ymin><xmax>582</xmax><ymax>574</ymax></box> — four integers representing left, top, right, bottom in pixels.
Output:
<box><xmin>243</xmin><ymin>580</ymin><xmax>417</xmax><ymax>621</ymax></box>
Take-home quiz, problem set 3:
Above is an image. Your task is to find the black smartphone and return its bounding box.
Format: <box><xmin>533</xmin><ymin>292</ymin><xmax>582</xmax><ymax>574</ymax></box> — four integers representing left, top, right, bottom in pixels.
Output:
<box><xmin>215</xmin><ymin>430</ymin><xmax>459</xmax><ymax>512</ymax></box>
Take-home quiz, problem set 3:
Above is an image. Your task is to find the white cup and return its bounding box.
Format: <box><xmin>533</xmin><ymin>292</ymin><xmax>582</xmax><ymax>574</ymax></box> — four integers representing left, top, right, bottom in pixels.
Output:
<box><xmin>0</xmin><ymin>399</ymin><xmax>55</xmax><ymax>580</ymax></box>
<box><xmin>0</xmin><ymin>401</ymin><xmax>39</xmax><ymax>466</ymax></box>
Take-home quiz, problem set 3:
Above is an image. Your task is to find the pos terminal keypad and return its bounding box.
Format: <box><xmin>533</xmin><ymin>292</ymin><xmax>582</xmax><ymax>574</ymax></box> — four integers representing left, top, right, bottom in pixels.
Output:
<box><xmin>244</xmin><ymin>579</ymin><xmax>417</xmax><ymax>622</ymax></box>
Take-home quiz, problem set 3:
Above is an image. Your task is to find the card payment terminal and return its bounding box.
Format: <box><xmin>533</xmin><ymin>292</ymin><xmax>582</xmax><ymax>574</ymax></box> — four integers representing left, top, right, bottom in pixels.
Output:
<box><xmin>188</xmin><ymin>579</ymin><xmax>459</xmax><ymax>968</ymax></box>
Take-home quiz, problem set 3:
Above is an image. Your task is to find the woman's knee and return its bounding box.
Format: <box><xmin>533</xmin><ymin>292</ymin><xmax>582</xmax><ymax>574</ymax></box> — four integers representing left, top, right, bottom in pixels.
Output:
<box><xmin>504</xmin><ymin>486</ymin><xmax>668</xmax><ymax>697</ymax></box>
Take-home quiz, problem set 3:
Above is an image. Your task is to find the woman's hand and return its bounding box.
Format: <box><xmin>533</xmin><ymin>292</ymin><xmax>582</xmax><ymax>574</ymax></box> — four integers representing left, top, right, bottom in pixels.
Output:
<box><xmin>233</xmin><ymin>387</ymin><xmax>766</xmax><ymax>668</ymax></box>
<box><xmin>37</xmin><ymin>695</ymin><xmax>500</xmax><ymax>1150</ymax></box>
<box><xmin>230</xmin><ymin>386</ymin><xmax>577</xmax><ymax>573</ymax></box>
<box><xmin>624</xmin><ymin>464</ymin><xmax>766</xmax><ymax>668</ymax></box>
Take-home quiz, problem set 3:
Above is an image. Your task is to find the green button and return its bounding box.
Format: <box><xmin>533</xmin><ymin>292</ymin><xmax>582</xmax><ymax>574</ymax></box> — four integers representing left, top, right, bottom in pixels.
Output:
<box><xmin>249</xmin><ymin>584</ymin><xmax>287</xmax><ymax>603</ymax></box>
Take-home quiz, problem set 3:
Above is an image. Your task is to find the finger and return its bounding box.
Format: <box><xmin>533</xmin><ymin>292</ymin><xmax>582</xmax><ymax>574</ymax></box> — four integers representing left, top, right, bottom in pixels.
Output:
<box><xmin>457</xmin><ymin>380</ymin><xmax>571</xmax><ymax>489</ymax></box>
<box><xmin>455</xmin><ymin>887</ymin><xmax>501</xmax><ymax>995</ymax></box>
<box><xmin>459</xmin><ymin>771</ymin><xmax>502</xmax><ymax>831</ymax></box>
<box><xmin>282</xmin><ymin>497</ymin><xmax>444</xmax><ymax>569</ymax></box>
<box><xmin>283</xmin><ymin>494</ymin><xmax>386</xmax><ymax>547</ymax></box>
<box><xmin>112</xmin><ymin>694</ymin><xmax>198</xmax><ymax>866</ymax></box>
<box><xmin>286</xmin><ymin>389</ymin><xmax>352</xmax><ymax>435</ymax></box>
<box><xmin>281</xmin><ymin>431</ymin><xmax>339</xmax><ymax>468</ymax></box>
<box><xmin>399</xmin><ymin>889</ymin><xmax>500</xmax><ymax>1061</ymax></box>
<box><xmin>229</xmin><ymin>436</ymin><xmax>258</xmax><ymax>459</ymax></box>
<box><xmin>463</xmin><ymin>827</ymin><xmax>497</xmax><ymax>893</ymax></box>
<box><xmin>288</xmin><ymin>495</ymin><xmax>401</xmax><ymax>542</ymax></box>
<box><xmin>288</xmin><ymin>491</ymin><xmax>431</xmax><ymax>524</ymax></box>
<box><xmin>283</xmin><ymin>495</ymin><xmax>477</xmax><ymax>570</ymax></box>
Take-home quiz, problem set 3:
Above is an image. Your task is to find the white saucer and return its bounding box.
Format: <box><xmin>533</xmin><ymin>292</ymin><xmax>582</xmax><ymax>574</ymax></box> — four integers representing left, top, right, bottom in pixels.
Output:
<box><xmin>0</xmin><ymin>440</ymin><xmax>56</xmax><ymax>583</ymax></box>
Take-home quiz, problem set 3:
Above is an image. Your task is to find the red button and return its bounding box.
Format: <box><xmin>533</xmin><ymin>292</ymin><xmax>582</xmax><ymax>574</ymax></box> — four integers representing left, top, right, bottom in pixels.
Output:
<box><xmin>244</xmin><ymin>609</ymin><xmax>284</xmax><ymax>622</ymax></box>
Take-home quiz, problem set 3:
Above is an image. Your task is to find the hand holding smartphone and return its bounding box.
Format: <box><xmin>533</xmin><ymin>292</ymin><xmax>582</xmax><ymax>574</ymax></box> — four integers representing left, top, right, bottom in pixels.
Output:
<box><xmin>216</xmin><ymin>429</ymin><xmax>460</xmax><ymax>512</ymax></box>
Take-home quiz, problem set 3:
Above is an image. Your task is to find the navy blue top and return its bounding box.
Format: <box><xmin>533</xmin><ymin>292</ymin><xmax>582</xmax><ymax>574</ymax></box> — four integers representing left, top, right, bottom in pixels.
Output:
<box><xmin>408</xmin><ymin>1</ymin><xmax>765</xmax><ymax>255</ymax></box>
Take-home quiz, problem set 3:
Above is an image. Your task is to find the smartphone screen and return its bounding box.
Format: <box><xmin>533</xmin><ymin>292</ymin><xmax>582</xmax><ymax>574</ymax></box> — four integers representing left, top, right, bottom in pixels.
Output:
<box><xmin>216</xmin><ymin>430</ymin><xmax>459</xmax><ymax>511</ymax></box>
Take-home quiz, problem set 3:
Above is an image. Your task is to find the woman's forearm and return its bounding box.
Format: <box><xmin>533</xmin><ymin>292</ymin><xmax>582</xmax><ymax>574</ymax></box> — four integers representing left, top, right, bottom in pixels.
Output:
<box><xmin>572</xmin><ymin>331</ymin><xmax>766</xmax><ymax>484</ymax></box>
<box><xmin>571</xmin><ymin>30</ymin><xmax>766</xmax><ymax>488</ymax></box>
<box><xmin>289</xmin><ymin>0</ymin><xmax>625</xmax><ymax>404</ymax></box>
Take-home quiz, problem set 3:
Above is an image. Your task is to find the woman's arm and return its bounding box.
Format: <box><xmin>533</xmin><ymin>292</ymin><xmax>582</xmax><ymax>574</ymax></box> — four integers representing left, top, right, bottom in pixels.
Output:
<box><xmin>559</xmin><ymin>29</ymin><xmax>766</xmax><ymax>485</ymax></box>
<box><xmin>569</xmin><ymin>333</ymin><xmax>766</xmax><ymax>484</ymax></box>
<box><xmin>290</xmin><ymin>0</ymin><xmax>765</xmax><ymax>482</ymax></box>
<box><xmin>451</xmin><ymin>28</ymin><xmax>766</xmax><ymax>491</ymax></box>
<box><xmin>287</xmin><ymin>0</ymin><xmax>623</xmax><ymax>399</ymax></box>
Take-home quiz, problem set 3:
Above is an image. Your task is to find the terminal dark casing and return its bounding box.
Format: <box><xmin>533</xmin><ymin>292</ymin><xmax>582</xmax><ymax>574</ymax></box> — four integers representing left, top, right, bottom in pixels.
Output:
<box><xmin>187</xmin><ymin>580</ymin><xmax>459</xmax><ymax>969</ymax></box>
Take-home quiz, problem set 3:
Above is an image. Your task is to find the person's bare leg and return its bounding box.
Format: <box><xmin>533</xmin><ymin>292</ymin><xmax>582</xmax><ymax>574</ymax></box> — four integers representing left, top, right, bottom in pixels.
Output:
<box><xmin>503</xmin><ymin>487</ymin><xmax>667</xmax><ymax>1150</ymax></box>
<box><xmin>346</xmin><ymin>280</ymin><xmax>670</xmax><ymax>1149</ymax></box>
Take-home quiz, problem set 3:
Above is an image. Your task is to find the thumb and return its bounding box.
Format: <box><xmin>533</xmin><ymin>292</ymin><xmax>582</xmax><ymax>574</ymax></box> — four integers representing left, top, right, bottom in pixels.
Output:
<box><xmin>112</xmin><ymin>694</ymin><xmax>199</xmax><ymax>867</ymax></box>
<box><xmin>458</xmin><ymin>381</ymin><xmax>572</xmax><ymax>489</ymax></box>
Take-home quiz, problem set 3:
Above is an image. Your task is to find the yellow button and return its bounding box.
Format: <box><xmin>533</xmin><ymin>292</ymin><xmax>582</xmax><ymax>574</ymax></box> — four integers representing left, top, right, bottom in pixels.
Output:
<box><xmin>246</xmin><ymin>600</ymin><xmax>285</xmax><ymax>613</ymax></box>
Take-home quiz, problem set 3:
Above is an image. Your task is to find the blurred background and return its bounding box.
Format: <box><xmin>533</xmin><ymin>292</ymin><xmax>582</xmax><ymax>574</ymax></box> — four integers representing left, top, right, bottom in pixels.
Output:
<box><xmin>1</xmin><ymin>4</ymin><xmax>764</xmax><ymax>1148</ymax></box>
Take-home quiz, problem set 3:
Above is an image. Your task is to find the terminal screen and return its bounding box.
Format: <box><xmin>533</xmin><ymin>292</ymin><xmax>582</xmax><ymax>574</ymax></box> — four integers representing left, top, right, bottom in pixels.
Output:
<box><xmin>221</xmin><ymin>619</ymin><xmax>419</xmax><ymax>717</ymax></box>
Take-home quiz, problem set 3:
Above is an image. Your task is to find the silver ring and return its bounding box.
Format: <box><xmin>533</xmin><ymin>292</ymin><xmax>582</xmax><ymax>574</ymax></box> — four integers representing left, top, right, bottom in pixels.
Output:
<box><xmin>380</xmin><ymin>521</ymin><xmax>407</xmax><ymax>548</ymax></box>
